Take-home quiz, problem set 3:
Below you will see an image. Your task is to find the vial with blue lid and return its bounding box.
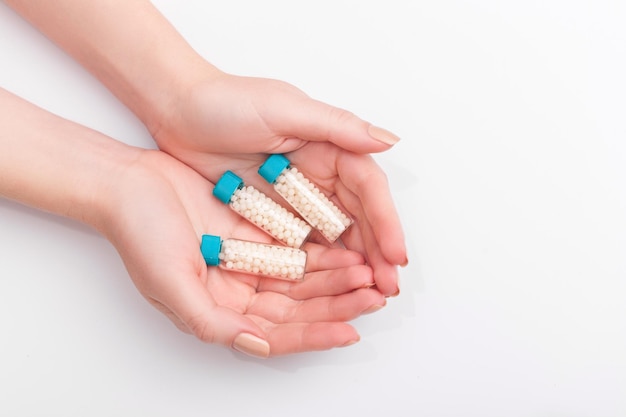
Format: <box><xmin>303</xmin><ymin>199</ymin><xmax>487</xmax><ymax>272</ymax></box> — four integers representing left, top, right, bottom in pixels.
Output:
<box><xmin>213</xmin><ymin>170</ymin><xmax>312</xmax><ymax>248</ymax></box>
<box><xmin>201</xmin><ymin>234</ymin><xmax>307</xmax><ymax>281</ymax></box>
<box><xmin>258</xmin><ymin>154</ymin><xmax>353</xmax><ymax>243</ymax></box>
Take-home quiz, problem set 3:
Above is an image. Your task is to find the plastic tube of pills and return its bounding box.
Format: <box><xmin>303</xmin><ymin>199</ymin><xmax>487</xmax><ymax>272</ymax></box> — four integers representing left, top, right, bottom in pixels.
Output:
<box><xmin>213</xmin><ymin>170</ymin><xmax>312</xmax><ymax>248</ymax></box>
<box><xmin>258</xmin><ymin>154</ymin><xmax>353</xmax><ymax>243</ymax></box>
<box><xmin>201</xmin><ymin>234</ymin><xmax>307</xmax><ymax>281</ymax></box>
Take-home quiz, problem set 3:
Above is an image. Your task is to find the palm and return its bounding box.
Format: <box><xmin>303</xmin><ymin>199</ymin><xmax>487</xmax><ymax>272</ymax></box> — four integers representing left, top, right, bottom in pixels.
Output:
<box><xmin>156</xmin><ymin>129</ymin><xmax>403</xmax><ymax>295</ymax></box>
<box><xmin>107</xmin><ymin>150</ymin><xmax>382</xmax><ymax>356</ymax></box>
<box><xmin>151</xmin><ymin>74</ymin><xmax>406</xmax><ymax>296</ymax></box>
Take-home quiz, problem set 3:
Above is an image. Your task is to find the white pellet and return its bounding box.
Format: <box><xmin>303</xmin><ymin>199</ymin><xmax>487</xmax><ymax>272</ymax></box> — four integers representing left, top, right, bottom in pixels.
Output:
<box><xmin>228</xmin><ymin>185</ymin><xmax>312</xmax><ymax>248</ymax></box>
<box><xmin>219</xmin><ymin>238</ymin><xmax>307</xmax><ymax>281</ymax></box>
<box><xmin>273</xmin><ymin>167</ymin><xmax>353</xmax><ymax>243</ymax></box>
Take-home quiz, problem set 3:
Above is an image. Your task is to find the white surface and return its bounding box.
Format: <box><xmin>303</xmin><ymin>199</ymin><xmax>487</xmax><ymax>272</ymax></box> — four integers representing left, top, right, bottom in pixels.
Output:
<box><xmin>1</xmin><ymin>1</ymin><xmax>625</xmax><ymax>415</ymax></box>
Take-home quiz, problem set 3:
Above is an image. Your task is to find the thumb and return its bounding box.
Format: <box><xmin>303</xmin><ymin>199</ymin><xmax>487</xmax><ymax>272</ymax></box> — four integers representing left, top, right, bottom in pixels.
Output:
<box><xmin>278</xmin><ymin>97</ymin><xmax>401</xmax><ymax>153</ymax></box>
<box><xmin>198</xmin><ymin>306</ymin><xmax>271</xmax><ymax>359</ymax></box>
<box><xmin>164</xmin><ymin>272</ymin><xmax>270</xmax><ymax>358</ymax></box>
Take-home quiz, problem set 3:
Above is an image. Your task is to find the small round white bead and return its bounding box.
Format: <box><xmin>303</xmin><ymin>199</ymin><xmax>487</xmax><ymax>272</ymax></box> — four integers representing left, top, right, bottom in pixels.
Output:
<box><xmin>229</xmin><ymin>185</ymin><xmax>312</xmax><ymax>248</ymax></box>
<box><xmin>274</xmin><ymin>168</ymin><xmax>353</xmax><ymax>242</ymax></box>
<box><xmin>220</xmin><ymin>239</ymin><xmax>307</xmax><ymax>281</ymax></box>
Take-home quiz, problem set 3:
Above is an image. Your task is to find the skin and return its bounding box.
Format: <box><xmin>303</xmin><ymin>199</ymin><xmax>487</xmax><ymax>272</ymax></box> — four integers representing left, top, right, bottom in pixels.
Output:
<box><xmin>0</xmin><ymin>88</ymin><xmax>385</xmax><ymax>357</ymax></box>
<box><xmin>2</xmin><ymin>0</ymin><xmax>408</xmax><ymax>357</ymax></box>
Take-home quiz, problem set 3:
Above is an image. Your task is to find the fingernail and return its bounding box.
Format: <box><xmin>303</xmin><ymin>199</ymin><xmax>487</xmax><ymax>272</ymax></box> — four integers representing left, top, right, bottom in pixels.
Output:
<box><xmin>339</xmin><ymin>336</ymin><xmax>361</xmax><ymax>348</ymax></box>
<box><xmin>363</xmin><ymin>282</ymin><xmax>376</xmax><ymax>289</ymax></box>
<box><xmin>400</xmin><ymin>257</ymin><xmax>409</xmax><ymax>267</ymax></box>
<box><xmin>392</xmin><ymin>275</ymin><xmax>402</xmax><ymax>297</ymax></box>
<box><xmin>368</xmin><ymin>125</ymin><xmax>401</xmax><ymax>146</ymax></box>
<box><xmin>362</xmin><ymin>301</ymin><xmax>386</xmax><ymax>315</ymax></box>
<box><xmin>232</xmin><ymin>333</ymin><xmax>270</xmax><ymax>359</ymax></box>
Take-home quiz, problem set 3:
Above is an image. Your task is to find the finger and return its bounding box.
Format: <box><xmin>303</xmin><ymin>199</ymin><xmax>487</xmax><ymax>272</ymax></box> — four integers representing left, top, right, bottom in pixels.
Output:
<box><xmin>333</xmin><ymin>193</ymin><xmax>367</xmax><ymax>257</ymax></box>
<box><xmin>335</xmin><ymin>181</ymin><xmax>400</xmax><ymax>296</ymax></box>
<box><xmin>262</xmin><ymin>322</ymin><xmax>361</xmax><ymax>356</ymax></box>
<box><xmin>148</xmin><ymin>258</ymin><xmax>270</xmax><ymax>358</ymax></box>
<box><xmin>336</xmin><ymin>152</ymin><xmax>408</xmax><ymax>266</ymax></box>
<box><xmin>275</xmin><ymin>96</ymin><xmax>400</xmax><ymax>153</ymax></box>
<box><xmin>247</xmin><ymin>288</ymin><xmax>385</xmax><ymax>324</ymax></box>
<box><xmin>302</xmin><ymin>243</ymin><xmax>365</xmax><ymax>272</ymax></box>
<box><xmin>353</xmin><ymin>216</ymin><xmax>400</xmax><ymax>297</ymax></box>
<box><xmin>256</xmin><ymin>264</ymin><xmax>375</xmax><ymax>299</ymax></box>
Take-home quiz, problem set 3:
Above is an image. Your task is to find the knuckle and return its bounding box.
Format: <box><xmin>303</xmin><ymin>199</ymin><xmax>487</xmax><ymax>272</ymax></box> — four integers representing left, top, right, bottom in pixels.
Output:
<box><xmin>186</xmin><ymin>313</ymin><xmax>216</xmax><ymax>344</ymax></box>
<box><xmin>326</xmin><ymin>106</ymin><xmax>356</xmax><ymax>138</ymax></box>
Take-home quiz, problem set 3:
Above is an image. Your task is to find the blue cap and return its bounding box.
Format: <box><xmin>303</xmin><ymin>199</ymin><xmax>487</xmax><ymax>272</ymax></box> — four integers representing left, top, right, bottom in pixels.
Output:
<box><xmin>258</xmin><ymin>154</ymin><xmax>290</xmax><ymax>184</ymax></box>
<box><xmin>200</xmin><ymin>234</ymin><xmax>222</xmax><ymax>266</ymax></box>
<box><xmin>213</xmin><ymin>171</ymin><xmax>244</xmax><ymax>204</ymax></box>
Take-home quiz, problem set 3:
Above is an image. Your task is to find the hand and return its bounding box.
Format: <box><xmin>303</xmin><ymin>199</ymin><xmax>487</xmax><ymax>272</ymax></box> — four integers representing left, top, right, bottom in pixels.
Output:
<box><xmin>0</xmin><ymin>86</ymin><xmax>383</xmax><ymax>358</ymax></box>
<box><xmin>2</xmin><ymin>0</ymin><xmax>407</xmax><ymax>296</ymax></box>
<box><xmin>101</xmin><ymin>150</ymin><xmax>385</xmax><ymax>357</ymax></box>
<box><xmin>151</xmin><ymin>72</ymin><xmax>408</xmax><ymax>296</ymax></box>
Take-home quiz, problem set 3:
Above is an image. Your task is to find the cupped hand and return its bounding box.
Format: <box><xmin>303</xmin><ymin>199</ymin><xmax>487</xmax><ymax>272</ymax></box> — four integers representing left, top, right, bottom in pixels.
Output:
<box><xmin>101</xmin><ymin>149</ymin><xmax>384</xmax><ymax>358</ymax></box>
<box><xmin>150</xmin><ymin>72</ymin><xmax>407</xmax><ymax>296</ymax></box>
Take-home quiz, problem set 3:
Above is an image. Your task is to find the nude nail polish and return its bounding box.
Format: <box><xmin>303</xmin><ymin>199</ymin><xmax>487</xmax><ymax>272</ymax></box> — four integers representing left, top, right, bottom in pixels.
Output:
<box><xmin>362</xmin><ymin>304</ymin><xmax>386</xmax><ymax>314</ymax></box>
<box><xmin>339</xmin><ymin>336</ymin><xmax>361</xmax><ymax>348</ymax></box>
<box><xmin>363</xmin><ymin>297</ymin><xmax>387</xmax><ymax>314</ymax></box>
<box><xmin>368</xmin><ymin>125</ymin><xmax>401</xmax><ymax>146</ymax></box>
<box><xmin>232</xmin><ymin>333</ymin><xmax>270</xmax><ymax>358</ymax></box>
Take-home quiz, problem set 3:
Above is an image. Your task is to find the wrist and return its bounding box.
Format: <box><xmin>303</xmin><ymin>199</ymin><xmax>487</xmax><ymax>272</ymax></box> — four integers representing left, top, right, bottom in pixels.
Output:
<box><xmin>4</xmin><ymin>0</ymin><xmax>223</xmax><ymax>146</ymax></box>
<box><xmin>138</xmin><ymin>58</ymin><xmax>224</xmax><ymax>143</ymax></box>
<box><xmin>72</xmin><ymin>140</ymin><xmax>144</xmax><ymax>236</ymax></box>
<box><xmin>0</xmin><ymin>87</ymin><xmax>143</xmax><ymax>234</ymax></box>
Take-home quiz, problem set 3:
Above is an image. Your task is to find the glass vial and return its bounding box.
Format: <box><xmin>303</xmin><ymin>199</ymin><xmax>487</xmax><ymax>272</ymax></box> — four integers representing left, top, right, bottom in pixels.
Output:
<box><xmin>213</xmin><ymin>170</ymin><xmax>312</xmax><ymax>248</ymax></box>
<box><xmin>258</xmin><ymin>154</ymin><xmax>353</xmax><ymax>243</ymax></box>
<box><xmin>201</xmin><ymin>234</ymin><xmax>307</xmax><ymax>281</ymax></box>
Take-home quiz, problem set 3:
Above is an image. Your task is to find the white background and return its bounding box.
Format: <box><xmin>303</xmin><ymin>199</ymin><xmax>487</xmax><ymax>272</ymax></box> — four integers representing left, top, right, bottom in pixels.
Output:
<box><xmin>1</xmin><ymin>1</ymin><xmax>625</xmax><ymax>416</ymax></box>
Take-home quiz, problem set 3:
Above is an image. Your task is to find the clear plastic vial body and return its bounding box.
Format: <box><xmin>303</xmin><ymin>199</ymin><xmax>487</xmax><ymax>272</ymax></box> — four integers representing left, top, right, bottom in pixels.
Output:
<box><xmin>258</xmin><ymin>154</ymin><xmax>353</xmax><ymax>243</ymax></box>
<box><xmin>201</xmin><ymin>234</ymin><xmax>307</xmax><ymax>281</ymax></box>
<box><xmin>213</xmin><ymin>171</ymin><xmax>312</xmax><ymax>248</ymax></box>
